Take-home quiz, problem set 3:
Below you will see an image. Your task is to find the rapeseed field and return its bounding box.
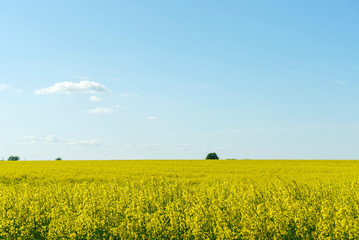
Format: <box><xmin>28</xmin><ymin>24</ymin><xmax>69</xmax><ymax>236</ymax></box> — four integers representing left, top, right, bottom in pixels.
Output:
<box><xmin>0</xmin><ymin>160</ymin><xmax>358</xmax><ymax>239</ymax></box>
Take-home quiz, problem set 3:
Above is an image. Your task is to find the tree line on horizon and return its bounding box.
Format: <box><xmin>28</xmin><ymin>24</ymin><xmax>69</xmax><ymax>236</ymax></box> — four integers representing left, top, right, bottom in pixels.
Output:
<box><xmin>2</xmin><ymin>156</ymin><xmax>62</xmax><ymax>161</ymax></box>
<box><xmin>2</xmin><ymin>153</ymin><xmax>220</xmax><ymax>161</ymax></box>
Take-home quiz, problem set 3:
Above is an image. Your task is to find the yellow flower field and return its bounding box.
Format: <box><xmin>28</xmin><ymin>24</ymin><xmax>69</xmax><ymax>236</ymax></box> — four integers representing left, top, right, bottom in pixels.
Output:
<box><xmin>0</xmin><ymin>160</ymin><xmax>358</xmax><ymax>239</ymax></box>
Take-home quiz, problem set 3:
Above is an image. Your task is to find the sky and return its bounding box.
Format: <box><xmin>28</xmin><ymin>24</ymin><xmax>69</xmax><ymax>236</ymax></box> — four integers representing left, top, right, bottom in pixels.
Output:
<box><xmin>0</xmin><ymin>1</ymin><xmax>358</xmax><ymax>160</ymax></box>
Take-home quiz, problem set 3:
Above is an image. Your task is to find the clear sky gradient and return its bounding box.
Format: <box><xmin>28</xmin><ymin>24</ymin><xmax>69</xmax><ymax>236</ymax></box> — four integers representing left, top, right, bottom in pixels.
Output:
<box><xmin>0</xmin><ymin>1</ymin><xmax>358</xmax><ymax>160</ymax></box>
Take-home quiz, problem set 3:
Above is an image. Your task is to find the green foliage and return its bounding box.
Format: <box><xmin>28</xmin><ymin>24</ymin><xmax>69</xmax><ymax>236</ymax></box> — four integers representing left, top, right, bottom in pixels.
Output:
<box><xmin>8</xmin><ymin>156</ymin><xmax>19</xmax><ymax>161</ymax></box>
<box><xmin>206</xmin><ymin>152</ymin><xmax>219</xmax><ymax>159</ymax></box>
<box><xmin>55</xmin><ymin>157</ymin><xmax>62</xmax><ymax>161</ymax></box>
<box><xmin>0</xmin><ymin>160</ymin><xmax>357</xmax><ymax>238</ymax></box>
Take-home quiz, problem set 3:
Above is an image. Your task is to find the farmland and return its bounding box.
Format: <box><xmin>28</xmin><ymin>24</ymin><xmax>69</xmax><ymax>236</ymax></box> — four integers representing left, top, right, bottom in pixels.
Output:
<box><xmin>0</xmin><ymin>160</ymin><xmax>358</xmax><ymax>239</ymax></box>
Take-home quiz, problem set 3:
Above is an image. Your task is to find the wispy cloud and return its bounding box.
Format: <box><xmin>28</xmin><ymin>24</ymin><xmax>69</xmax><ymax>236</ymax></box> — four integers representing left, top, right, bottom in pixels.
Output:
<box><xmin>20</xmin><ymin>135</ymin><xmax>103</xmax><ymax>146</ymax></box>
<box><xmin>115</xmin><ymin>104</ymin><xmax>128</xmax><ymax>110</ymax></box>
<box><xmin>0</xmin><ymin>84</ymin><xmax>9</xmax><ymax>90</ymax></box>
<box><xmin>0</xmin><ymin>84</ymin><xmax>22</xmax><ymax>92</ymax></box>
<box><xmin>125</xmin><ymin>143</ymin><xmax>166</xmax><ymax>148</ymax></box>
<box><xmin>213</xmin><ymin>146</ymin><xmax>235</xmax><ymax>151</ymax></box>
<box><xmin>87</xmin><ymin>107</ymin><xmax>113</xmax><ymax>114</ymax></box>
<box><xmin>120</xmin><ymin>92</ymin><xmax>138</xmax><ymax>97</ymax></box>
<box><xmin>146</xmin><ymin>116</ymin><xmax>158</xmax><ymax>120</ymax></box>
<box><xmin>74</xmin><ymin>75</ymin><xmax>89</xmax><ymax>80</ymax></box>
<box><xmin>35</xmin><ymin>81</ymin><xmax>110</xmax><ymax>95</ymax></box>
<box><xmin>89</xmin><ymin>96</ymin><xmax>102</xmax><ymax>102</ymax></box>
<box><xmin>332</xmin><ymin>80</ymin><xmax>349</xmax><ymax>85</ymax></box>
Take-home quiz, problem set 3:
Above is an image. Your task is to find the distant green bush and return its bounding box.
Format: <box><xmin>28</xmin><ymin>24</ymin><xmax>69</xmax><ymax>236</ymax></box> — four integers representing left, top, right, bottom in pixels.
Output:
<box><xmin>206</xmin><ymin>152</ymin><xmax>219</xmax><ymax>160</ymax></box>
<box><xmin>8</xmin><ymin>156</ymin><xmax>20</xmax><ymax>161</ymax></box>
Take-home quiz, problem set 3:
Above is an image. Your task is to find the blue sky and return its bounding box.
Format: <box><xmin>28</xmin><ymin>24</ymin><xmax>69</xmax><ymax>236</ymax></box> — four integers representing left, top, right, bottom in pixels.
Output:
<box><xmin>0</xmin><ymin>1</ymin><xmax>358</xmax><ymax>160</ymax></box>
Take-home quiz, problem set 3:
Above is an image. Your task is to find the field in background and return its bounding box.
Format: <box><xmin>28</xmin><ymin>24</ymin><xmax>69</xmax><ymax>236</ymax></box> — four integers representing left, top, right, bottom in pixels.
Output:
<box><xmin>0</xmin><ymin>160</ymin><xmax>358</xmax><ymax>239</ymax></box>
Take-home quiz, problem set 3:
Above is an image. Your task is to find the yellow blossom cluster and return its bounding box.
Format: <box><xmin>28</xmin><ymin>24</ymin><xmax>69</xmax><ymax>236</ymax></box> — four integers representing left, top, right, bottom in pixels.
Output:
<box><xmin>0</xmin><ymin>160</ymin><xmax>358</xmax><ymax>239</ymax></box>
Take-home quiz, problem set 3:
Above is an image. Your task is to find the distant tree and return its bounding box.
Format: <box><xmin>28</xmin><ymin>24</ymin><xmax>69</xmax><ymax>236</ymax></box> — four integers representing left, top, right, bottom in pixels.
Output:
<box><xmin>8</xmin><ymin>156</ymin><xmax>20</xmax><ymax>161</ymax></box>
<box><xmin>55</xmin><ymin>157</ymin><xmax>62</xmax><ymax>161</ymax></box>
<box><xmin>205</xmin><ymin>152</ymin><xmax>219</xmax><ymax>160</ymax></box>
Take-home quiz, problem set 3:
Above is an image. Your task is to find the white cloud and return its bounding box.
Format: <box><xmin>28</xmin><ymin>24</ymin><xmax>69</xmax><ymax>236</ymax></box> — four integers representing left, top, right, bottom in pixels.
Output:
<box><xmin>87</xmin><ymin>107</ymin><xmax>113</xmax><ymax>114</ymax></box>
<box><xmin>120</xmin><ymin>92</ymin><xmax>138</xmax><ymax>97</ymax></box>
<box><xmin>146</xmin><ymin>116</ymin><xmax>158</xmax><ymax>120</ymax></box>
<box><xmin>0</xmin><ymin>84</ymin><xmax>9</xmax><ymax>90</ymax></box>
<box><xmin>90</xmin><ymin>96</ymin><xmax>102</xmax><ymax>102</ymax></box>
<box><xmin>20</xmin><ymin>135</ymin><xmax>103</xmax><ymax>146</ymax></box>
<box><xmin>35</xmin><ymin>81</ymin><xmax>110</xmax><ymax>95</ymax></box>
